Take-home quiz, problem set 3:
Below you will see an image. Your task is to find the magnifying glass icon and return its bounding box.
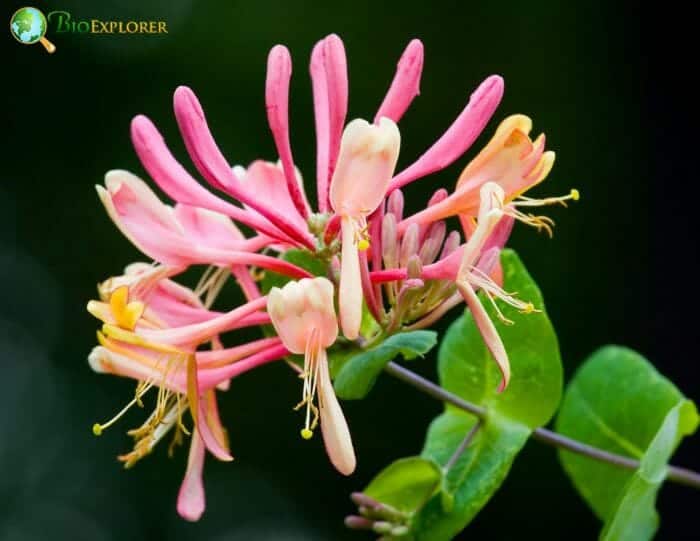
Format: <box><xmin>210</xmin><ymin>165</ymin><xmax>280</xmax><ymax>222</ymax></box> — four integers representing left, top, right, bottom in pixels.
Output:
<box><xmin>10</xmin><ymin>7</ymin><xmax>56</xmax><ymax>54</ymax></box>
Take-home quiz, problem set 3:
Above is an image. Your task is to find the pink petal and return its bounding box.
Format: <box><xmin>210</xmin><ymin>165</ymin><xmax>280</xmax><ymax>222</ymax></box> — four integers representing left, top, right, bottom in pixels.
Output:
<box><xmin>482</xmin><ymin>215</ymin><xmax>514</xmax><ymax>253</ymax></box>
<box><xmin>370</xmin><ymin>267</ymin><xmax>408</xmax><ymax>284</ymax></box>
<box><xmin>368</xmin><ymin>206</ymin><xmax>384</xmax><ymax>272</ymax></box>
<box><xmin>310</xmin><ymin>34</ymin><xmax>348</xmax><ymax>212</ymax></box>
<box><xmin>359</xmin><ymin>249</ymin><xmax>382</xmax><ymax>323</ymax></box>
<box><xmin>137</xmin><ymin>297</ymin><xmax>268</xmax><ymax>348</ymax></box>
<box><xmin>266</xmin><ymin>45</ymin><xmax>311</xmax><ymax>218</ymax></box>
<box><xmin>191</xmin><ymin>246</ymin><xmax>312</xmax><ymax>279</ymax></box>
<box><xmin>231</xmin><ymin>266</ymin><xmax>262</xmax><ymax>301</ymax></box>
<box><xmin>196</xmin><ymin>389</ymin><xmax>232</xmax><ymax>461</ymax></box>
<box><xmin>177</xmin><ymin>431</ymin><xmax>206</xmax><ymax>522</ymax></box>
<box><xmin>197</xmin><ymin>343</ymin><xmax>289</xmax><ymax>390</ymax></box>
<box><xmin>173</xmin><ymin>86</ymin><xmax>237</xmax><ymax>195</ymax></box>
<box><xmin>375</xmin><ymin>39</ymin><xmax>424</xmax><ymax>124</ymax></box>
<box><xmin>98</xmin><ymin>171</ymin><xmax>190</xmax><ymax>266</ymax></box>
<box><xmin>173</xmin><ymin>87</ymin><xmax>312</xmax><ymax>246</ymax></box>
<box><xmin>240</xmin><ymin>161</ymin><xmax>308</xmax><ymax>235</ymax></box>
<box><xmin>456</xmin><ymin>281</ymin><xmax>510</xmax><ymax>392</ymax></box>
<box><xmin>145</xmin><ymin>293</ymin><xmax>220</xmax><ymax>327</ymax></box>
<box><xmin>388</xmin><ymin>75</ymin><xmax>504</xmax><ymax>192</ymax></box>
<box><xmin>174</xmin><ymin>204</ymin><xmax>270</xmax><ymax>253</ymax></box>
<box><xmin>318</xmin><ymin>351</ymin><xmax>356</xmax><ymax>475</ymax></box>
<box><xmin>130</xmin><ymin>115</ymin><xmax>299</xmax><ymax>245</ymax></box>
<box><xmin>196</xmin><ymin>337</ymin><xmax>282</xmax><ymax>367</ymax></box>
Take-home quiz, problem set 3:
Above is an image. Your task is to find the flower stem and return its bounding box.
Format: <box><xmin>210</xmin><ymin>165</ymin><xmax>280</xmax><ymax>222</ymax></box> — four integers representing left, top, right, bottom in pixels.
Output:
<box><xmin>383</xmin><ymin>361</ymin><xmax>700</xmax><ymax>490</ymax></box>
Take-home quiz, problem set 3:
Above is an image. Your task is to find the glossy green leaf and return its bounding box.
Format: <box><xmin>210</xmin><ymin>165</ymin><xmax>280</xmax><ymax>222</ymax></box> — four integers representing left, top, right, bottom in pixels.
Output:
<box><xmin>601</xmin><ymin>401</ymin><xmax>698</xmax><ymax>541</ymax></box>
<box><xmin>334</xmin><ymin>330</ymin><xmax>437</xmax><ymax>399</ymax></box>
<box><xmin>409</xmin><ymin>249</ymin><xmax>562</xmax><ymax>540</ymax></box>
<box><xmin>364</xmin><ymin>457</ymin><xmax>443</xmax><ymax>514</ymax></box>
<box><xmin>556</xmin><ymin>346</ymin><xmax>699</xmax><ymax>540</ymax></box>
<box><xmin>413</xmin><ymin>410</ymin><xmax>530</xmax><ymax>540</ymax></box>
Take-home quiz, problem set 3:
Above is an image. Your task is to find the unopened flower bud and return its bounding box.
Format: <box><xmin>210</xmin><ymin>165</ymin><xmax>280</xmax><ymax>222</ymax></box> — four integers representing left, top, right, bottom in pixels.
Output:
<box><xmin>351</xmin><ymin>492</ymin><xmax>381</xmax><ymax>508</ymax></box>
<box><xmin>391</xmin><ymin>525</ymin><xmax>410</xmax><ymax>536</ymax></box>
<box><xmin>373</xmin><ymin>521</ymin><xmax>394</xmax><ymax>534</ymax></box>
<box><xmin>419</xmin><ymin>222</ymin><xmax>446</xmax><ymax>264</ymax></box>
<box><xmin>344</xmin><ymin>515</ymin><xmax>374</xmax><ymax>530</ymax></box>
<box><xmin>439</xmin><ymin>230</ymin><xmax>461</xmax><ymax>260</ymax></box>
<box><xmin>407</xmin><ymin>254</ymin><xmax>423</xmax><ymax>279</ymax></box>
<box><xmin>399</xmin><ymin>223</ymin><xmax>420</xmax><ymax>267</ymax></box>
<box><xmin>386</xmin><ymin>188</ymin><xmax>404</xmax><ymax>220</ymax></box>
<box><xmin>427</xmin><ymin>187</ymin><xmax>449</xmax><ymax>207</ymax></box>
<box><xmin>381</xmin><ymin>213</ymin><xmax>399</xmax><ymax>269</ymax></box>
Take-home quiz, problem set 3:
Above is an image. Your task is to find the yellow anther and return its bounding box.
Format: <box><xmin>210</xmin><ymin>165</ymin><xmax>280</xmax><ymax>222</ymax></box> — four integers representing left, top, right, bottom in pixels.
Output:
<box><xmin>92</xmin><ymin>423</ymin><xmax>103</xmax><ymax>436</ymax></box>
<box><xmin>570</xmin><ymin>189</ymin><xmax>580</xmax><ymax>201</ymax></box>
<box><xmin>109</xmin><ymin>286</ymin><xmax>145</xmax><ymax>331</ymax></box>
<box><xmin>358</xmin><ymin>238</ymin><xmax>370</xmax><ymax>251</ymax></box>
<box><xmin>522</xmin><ymin>302</ymin><xmax>536</xmax><ymax>314</ymax></box>
<box><xmin>300</xmin><ymin>428</ymin><xmax>314</xmax><ymax>440</ymax></box>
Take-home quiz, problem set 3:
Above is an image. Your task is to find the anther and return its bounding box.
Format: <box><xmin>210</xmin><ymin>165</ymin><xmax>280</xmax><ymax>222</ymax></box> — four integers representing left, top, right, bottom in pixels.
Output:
<box><xmin>522</xmin><ymin>302</ymin><xmax>536</xmax><ymax>314</ymax></box>
<box><xmin>301</xmin><ymin>428</ymin><xmax>314</xmax><ymax>440</ymax></box>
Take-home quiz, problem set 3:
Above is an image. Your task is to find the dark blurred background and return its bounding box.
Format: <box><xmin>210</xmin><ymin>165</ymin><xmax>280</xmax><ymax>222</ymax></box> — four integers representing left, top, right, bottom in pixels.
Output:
<box><xmin>2</xmin><ymin>0</ymin><xmax>697</xmax><ymax>539</ymax></box>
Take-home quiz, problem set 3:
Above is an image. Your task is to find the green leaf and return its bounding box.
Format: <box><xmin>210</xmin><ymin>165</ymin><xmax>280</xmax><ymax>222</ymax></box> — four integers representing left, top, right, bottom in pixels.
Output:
<box><xmin>601</xmin><ymin>401</ymin><xmax>698</xmax><ymax>541</ymax></box>
<box><xmin>413</xmin><ymin>410</ymin><xmax>530</xmax><ymax>540</ymax></box>
<box><xmin>333</xmin><ymin>330</ymin><xmax>437</xmax><ymax>399</ymax></box>
<box><xmin>364</xmin><ymin>457</ymin><xmax>443</xmax><ymax>514</ymax></box>
<box><xmin>410</xmin><ymin>249</ymin><xmax>562</xmax><ymax>540</ymax></box>
<box><xmin>556</xmin><ymin>345</ymin><xmax>699</xmax><ymax>540</ymax></box>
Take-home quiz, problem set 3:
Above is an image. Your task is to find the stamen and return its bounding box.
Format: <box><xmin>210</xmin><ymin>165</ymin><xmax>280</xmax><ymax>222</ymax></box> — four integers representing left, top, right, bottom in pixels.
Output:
<box><xmin>297</xmin><ymin>328</ymin><xmax>322</xmax><ymax>439</ymax></box>
<box><xmin>194</xmin><ymin>265</ymin><xmax>217</xmax><ymax>296</ymax></box>
<box><xmin>505</xmin><ymin>208</ymin><xmax>555</xmax><ymax>237</ymax></box>
<box><xmin>195</xmin><ymin>266</ymin><xmax>229</xmax><ymax>309</ymax></box>
<box><xmin>482</xmin><ymin>288</ymin><xmax>514</xmax><ymax>325</ymax></box>
<box><xmin>514</xmin><ymin>188</ymin><xmax>580</xmax><ymax>208</ymax></box>
<box><xmin>505</xmin><ymin>189</ymin><xmax>580</xmax><ymax>237</ymax></box>
<box><xmin>468</xmin><ymin>267</ymin><xmax>541</xmax><ymax>317</ymax></box>
<box><xmin>93</xmin><ymin>381</ymin><xmax>154</xmax><ymax>436</ymax></box>
<box><xmin>354</xmin><ymin>219</ymin><xmax>371</xmax><ymax>251</ymax></box>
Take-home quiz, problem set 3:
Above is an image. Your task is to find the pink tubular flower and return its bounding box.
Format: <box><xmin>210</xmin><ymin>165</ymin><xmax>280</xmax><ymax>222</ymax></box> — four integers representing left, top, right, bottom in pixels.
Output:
<box><xmin>330</xmin><ymin>118</ymin><xmax>401</xmax><ymax>340</ymax></box>
<box><xmin>87</xmin><ymin>32</ymin><xmax>575</xmax><ymax>521</ymax></box>
<box><xmin>97</xmin><ymin>170</ymin><xmax>310</xmax><ymax>279</ymax></box>
<box><xmin>398</xmin><ymin>115</ymin><xmax>578</xmax><ymax>236</ymax></box>
<box><xmin>267</xmin><ymin>277</ymin><xmax>356</xmax><ymax>475</ymax></box>
<box><xmin>87</xmin><ymin>273</ymin><xmax>287</xmax><ymax>520</ymax></box>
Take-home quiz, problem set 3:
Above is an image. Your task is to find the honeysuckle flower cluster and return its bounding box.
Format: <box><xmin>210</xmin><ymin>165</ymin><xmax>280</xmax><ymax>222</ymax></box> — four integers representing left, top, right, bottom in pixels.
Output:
<box><xmin>86</xmin><ymin>33</ymin><xmax>577</xmax><ymax>521</ymax></box>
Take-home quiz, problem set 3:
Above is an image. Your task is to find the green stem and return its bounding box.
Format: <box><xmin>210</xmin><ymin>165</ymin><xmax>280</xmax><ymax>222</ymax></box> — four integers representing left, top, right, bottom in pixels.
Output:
<box><xmin>384</xmin><ymin>361</ymin><xmax>700</xmax><ymax>490</ymax></box>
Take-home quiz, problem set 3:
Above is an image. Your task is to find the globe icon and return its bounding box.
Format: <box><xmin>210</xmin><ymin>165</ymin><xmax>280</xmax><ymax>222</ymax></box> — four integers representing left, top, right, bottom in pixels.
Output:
<box><xmin>10</xmin><ymin>7</ymin><xmax>56</xmax><ymax>53</ymax></box>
